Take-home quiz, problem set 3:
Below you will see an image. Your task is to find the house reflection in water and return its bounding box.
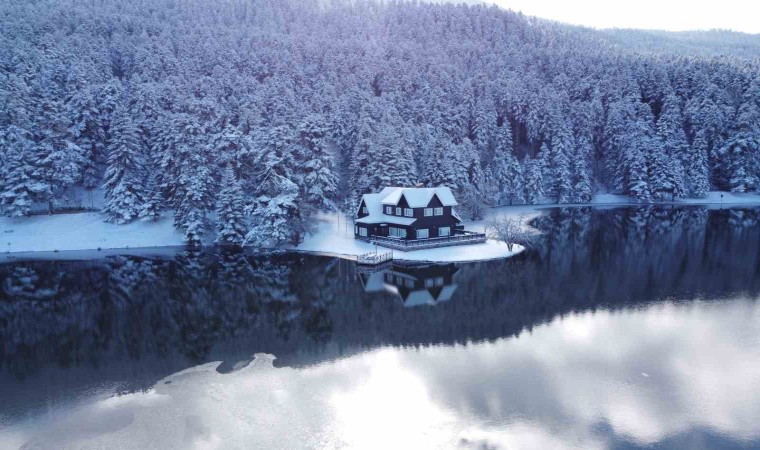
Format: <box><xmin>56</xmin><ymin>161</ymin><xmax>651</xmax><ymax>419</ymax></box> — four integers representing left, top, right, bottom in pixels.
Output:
<box><xmin>358</xmin><ymin>262</ymin><xmax>460</xmax><ymax>307</ymax></box>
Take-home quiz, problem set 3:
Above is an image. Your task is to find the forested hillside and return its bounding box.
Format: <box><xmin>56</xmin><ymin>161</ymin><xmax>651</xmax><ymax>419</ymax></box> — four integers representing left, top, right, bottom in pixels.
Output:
<box><xmin>1</xmin><ymin>0</ymin><xmax>759</xmax><ymax>246</ymax></box>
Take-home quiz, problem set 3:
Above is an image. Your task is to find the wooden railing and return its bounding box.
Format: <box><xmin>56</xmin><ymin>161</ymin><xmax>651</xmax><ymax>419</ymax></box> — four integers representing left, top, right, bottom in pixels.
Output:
<box><xmin>357</xmin><ymin>252</ymin><xmax>393</xmax><ymax>265</ymax></box>
<box><xmin>367</xmin><ymin>232</ymin><xmax>487</xmax><ymax>251</ymax></box>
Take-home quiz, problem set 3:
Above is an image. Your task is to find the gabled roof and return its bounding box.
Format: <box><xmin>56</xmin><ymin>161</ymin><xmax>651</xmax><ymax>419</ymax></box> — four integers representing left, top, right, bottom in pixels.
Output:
<box><xmin>380</xmin><ymin>187</ymin><xmax>458</xmax><ymax>208</ymax></box>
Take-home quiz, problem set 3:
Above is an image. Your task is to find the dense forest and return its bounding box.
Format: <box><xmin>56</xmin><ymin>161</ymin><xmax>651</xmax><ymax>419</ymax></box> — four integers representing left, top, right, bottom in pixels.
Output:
<box><xmin>0</xmin><ymin>0</ymin><xmax>759</xmax><ymax>246</ymax></box>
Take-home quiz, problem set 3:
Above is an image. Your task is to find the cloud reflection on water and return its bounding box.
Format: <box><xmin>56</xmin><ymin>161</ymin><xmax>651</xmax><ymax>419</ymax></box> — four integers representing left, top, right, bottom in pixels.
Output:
<box><xmin>4</xmin><ymin>298</ymin><xmax>758</xmax><ymax>450</ymax></box>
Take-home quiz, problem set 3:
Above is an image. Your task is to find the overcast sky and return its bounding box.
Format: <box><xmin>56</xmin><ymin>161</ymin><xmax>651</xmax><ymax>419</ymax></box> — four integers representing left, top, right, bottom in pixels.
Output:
<box><xmin>480</xmin><ymin>0</ymin><xmax>760</xmax><ymax>34</ymax></box>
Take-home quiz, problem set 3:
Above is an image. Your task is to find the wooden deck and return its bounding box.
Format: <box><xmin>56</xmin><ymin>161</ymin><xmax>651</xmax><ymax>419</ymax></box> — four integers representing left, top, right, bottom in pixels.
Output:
<box><xmin>362</xmin><ymin>231</ymin><xmax>487</xmax><ymax>252</ymax></box>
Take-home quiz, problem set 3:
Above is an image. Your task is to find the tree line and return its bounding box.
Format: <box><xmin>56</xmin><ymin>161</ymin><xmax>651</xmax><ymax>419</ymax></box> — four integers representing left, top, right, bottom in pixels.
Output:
<box><xmin>0</xmin><ymin>0</ymin><xmax>758</xmax><ymax>246</ymax></box>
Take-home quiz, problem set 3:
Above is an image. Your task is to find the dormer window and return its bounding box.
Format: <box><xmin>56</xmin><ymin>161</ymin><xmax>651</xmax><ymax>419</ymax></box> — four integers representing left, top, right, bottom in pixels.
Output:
<box><xmin>396</xmin><ymin>207</ymin><xmax>402</xmax><ymax>215</ymax></box>
<box><xmin>424</xmin><ymin>208</ymin><xmax>433</xmax><ymax>216</ymax></box>
<box><xmin>385</xmin><ymin>206</ymin><xmax>392</xmax><ymax>214</ymax></box>
<box><xmin>362</xmin><ymin>206</ymin><xmax>368</xmax><ymax>214</ymax></box>
<box><xmin>434</xmin><ymin>207</ymin><xmax>443</xmax><ymax>216</ymax></box>
<box><xmin>404</xmin><ymin>208</ymin><xmax>413</xmax><ymax>217</ymax></box>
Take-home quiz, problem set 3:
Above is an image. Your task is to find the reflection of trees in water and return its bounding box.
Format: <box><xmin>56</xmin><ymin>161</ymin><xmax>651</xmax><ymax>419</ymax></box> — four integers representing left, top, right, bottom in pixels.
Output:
<box><xmin>0</xmin><ymin>207</ymin><xmax>759</xmax><ymax>378</ymax></box>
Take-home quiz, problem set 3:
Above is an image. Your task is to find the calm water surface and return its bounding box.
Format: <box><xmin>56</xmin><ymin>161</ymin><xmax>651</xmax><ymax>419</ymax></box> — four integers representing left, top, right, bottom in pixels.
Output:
<box><xmin>0</xmin><ymin>206</ymin><xmax>759</xmax><ymax>449</ymax></box>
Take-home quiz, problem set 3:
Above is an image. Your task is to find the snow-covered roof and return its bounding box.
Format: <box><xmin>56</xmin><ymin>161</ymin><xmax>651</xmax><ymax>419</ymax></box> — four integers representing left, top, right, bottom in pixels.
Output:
<box><xmin>356</xmin><ymin>215</ymin><xmax>417</xmax><ymax>225</ymax></box>
<box><xmin>380</xmin><ymin>187</ymin><xmax>458</xmax><ymax>208</ymax></box>
<box><xmin>402</xmin><ymin>284</ymin><xmax>458</xmax><ymax>307</ymax></box>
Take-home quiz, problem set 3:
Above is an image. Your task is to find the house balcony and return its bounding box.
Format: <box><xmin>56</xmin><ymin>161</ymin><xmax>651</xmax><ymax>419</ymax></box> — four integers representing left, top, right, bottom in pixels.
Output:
<box><xmin>361</xmin><ymin>231</ymin><xmax>487</xmax><ymax>252</ymax></box>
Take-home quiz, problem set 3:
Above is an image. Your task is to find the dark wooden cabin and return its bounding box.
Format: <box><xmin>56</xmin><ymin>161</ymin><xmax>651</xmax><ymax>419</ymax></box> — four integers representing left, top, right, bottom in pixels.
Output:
<box><xmin>354</xmin><ymin>187</ymin><xmax>464</xmax><ymax>241</ymax></box>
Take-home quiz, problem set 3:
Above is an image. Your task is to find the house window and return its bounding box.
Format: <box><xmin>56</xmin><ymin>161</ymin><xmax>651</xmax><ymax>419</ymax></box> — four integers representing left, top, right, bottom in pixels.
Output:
<box><xmin>424</xmin><ymin>208</ymin><xmax>433</xmax><ymax>217</ymax></box>
<box><xmin>434</xmin><ymin>207</ymin><xmax>444</xmax><ymax>216</ymax></box>
<box><xmin>404</xmin><ymin>208</ymin><xmax>413</xmax><ymax>217</ymax></box>
<box><xmin>417</xmin><ymin>229</ymin><xmax>429</xmax><ymax>239</ymax></box>
<box><xmin>405</xmin><ymin>279</ymin><xmax>414</xmax><ymax>288</ymax></box>
<box><xmin>425</xmin><ymin>278</ymin><xmax>435</xmax><ymax>288</ymax></box>
<box><xmin>435</xmin><ymin>276</ymin><xmax>444</xmax><ymax>286</ymax></box>
<box><xmin>385</xmin><ymin>206</ymin><xmax>392</xmax><ymax>214</ymax></box>
<box><xmin>390</xmin><ymin>227</ymin><xmax>407</xmax><ymax>238</ymax></box>
<box><xmin>396</xmin><ymin>207</ymin><xmax>402</xmax><ymax>215</ymax></box>
<box><xmin>439</xmin><ymin>226</ymin><xmax>451</xmax><ymax>237</ymax></box>
<box><xmin>359</xmin><ymin>227</ymin><xmax>368</xmax><ymax>237</ymax></box>
<box><xmin>361</xmin><ymin>206</ymin><xmax>368</xmax><ymax>214</ymax></box>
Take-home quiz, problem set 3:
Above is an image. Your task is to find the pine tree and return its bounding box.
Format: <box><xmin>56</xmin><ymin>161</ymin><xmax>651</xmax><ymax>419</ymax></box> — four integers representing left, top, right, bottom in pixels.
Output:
<box><xmin>140</xmin><ymin>173</ymin><xmax>164</xmax><ymax>221</ymax></box>
<box><xmin>571</xmin><ymin>138</ymin><xmax>593</xmax><ymax>203</ymax></box>
<box><xmin>103</xmin><ymin>105</ymin><xmax>146</xmax><ymax>224</ymax></box>
<box><xmin>491</xmin><ymin>150</ymin><xmax>524</xmax><ymax>205</ymax></box>
<box><xmin>686</xmin><ymin>131</ymin><xmax>711</xmax><ymax>197</ymax></box>
<box><xmin>245</xmin><ymin>176</ymin><xmax>301</xmax><ymax>248</ymax></box>
<box><xmin>0</xmin><ymin>126</ymin><xmax>40</xmax><ymax>217</ymax></box>
<box><xmin>549</xmin><ymin>130</ymin><xmax>573</xmax><ymax>203</ymax></box>
<box><xmin>216</xmin><ymin>167</ymin><xmax>247</xmax><ymax>245</ymax></box>
<box><xmin>296</xmin><ymin>114</ymin><xmax>338</xmax><ymax>210</ymax></box>
<box><xmin>523</xmin><ymin>157</ymin><xmax>545</xmax><ymax>204</ymax></box>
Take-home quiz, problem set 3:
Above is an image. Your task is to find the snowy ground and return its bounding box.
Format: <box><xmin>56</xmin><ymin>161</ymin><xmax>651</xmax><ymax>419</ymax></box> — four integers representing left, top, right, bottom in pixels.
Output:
<box><xmin>2</xmin><ymin>191</ymin><xmax>760</xmax><ymax>261</ymax></box>
<box><xmin>0</xmin><ymin>213</ymin><xmax>184</xmax><ymax>254</ymax></box>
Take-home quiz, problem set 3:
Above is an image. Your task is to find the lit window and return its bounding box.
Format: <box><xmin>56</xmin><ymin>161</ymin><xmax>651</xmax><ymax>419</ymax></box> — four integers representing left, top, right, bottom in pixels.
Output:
<box><xmin>396</xmin><ymin>207</ymin><xmax>402</xmax><ymax>215</ymax></box>
<box><xmin>424</xmin><ymin>208</ymin><xmax>433</xmax><ymax>216</ymax></box>
<box><xmin>417</xmin><ymin>229</ymin><xmax>429</xmax><ymax>239</ymax></box>
<box><xmin>439</xmin><ymin>227</ymin><xmax>450</xmax><ymax>237</ymax></box>
<box><xmin>434</xmin><ymin>207</ymin><xmax>443</xmax><ymax>216</ymax></box>
<box><xmin>359</xmin><ymin>227</ymin><xmax>368</xmax><ymax>237</ymax></box>
<box><xmin>404</xmin><ymin>208</ymin><xmax>413</xmax><ymax>217</ymax></box>
<box><xmin>385</xmin><ymin>206</ymin><xmax>392</xmax><ymax>214</ymax></box>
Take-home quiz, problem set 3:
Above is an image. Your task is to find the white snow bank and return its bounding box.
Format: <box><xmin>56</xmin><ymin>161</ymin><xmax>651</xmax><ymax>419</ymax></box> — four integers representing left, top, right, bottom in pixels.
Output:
<box><xmin>0</xmin><ymin>212</ymin><xmax>184</xmax><ymax>254</ymax></box>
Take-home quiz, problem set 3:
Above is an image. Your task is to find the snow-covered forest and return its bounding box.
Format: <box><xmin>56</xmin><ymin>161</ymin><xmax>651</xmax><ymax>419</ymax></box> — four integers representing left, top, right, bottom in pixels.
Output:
<box><xmin>1</xmin><ymin>0</ymin><xmax>759</xmax><ymax>246</ymax></box>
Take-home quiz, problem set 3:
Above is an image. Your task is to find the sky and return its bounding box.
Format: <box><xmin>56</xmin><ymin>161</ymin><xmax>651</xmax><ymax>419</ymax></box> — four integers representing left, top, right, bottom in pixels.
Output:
<box><xmin>478</xmin><ymin>0</ymin><xmax>760</xmax><ymax>34</ymax></box>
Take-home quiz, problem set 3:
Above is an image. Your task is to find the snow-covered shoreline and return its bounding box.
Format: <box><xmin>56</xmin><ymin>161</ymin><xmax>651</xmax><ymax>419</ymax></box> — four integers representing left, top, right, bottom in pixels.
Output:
<box><xmin>2</xmin><ymin>191</ymin><xmax>760</xmax><ymax>261</ymax></box>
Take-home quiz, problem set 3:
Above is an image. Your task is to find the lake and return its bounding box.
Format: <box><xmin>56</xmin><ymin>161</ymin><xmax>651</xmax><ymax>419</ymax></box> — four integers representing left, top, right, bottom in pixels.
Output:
<box><xmin>0</xmin><ymin>206</ymin><xmax>759</xmax><ymax>449</ymax></box>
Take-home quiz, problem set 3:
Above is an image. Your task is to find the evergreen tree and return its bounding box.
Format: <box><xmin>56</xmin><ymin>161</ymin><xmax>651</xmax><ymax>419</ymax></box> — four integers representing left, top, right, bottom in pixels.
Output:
<box><xmin>571</xmin><ymin>139</ymin><xmax>593</xmax><ymax>203</ymax></box>
<box><xmin>549</xmin><ymin>130</ymin><xmax>573</xmax><ymax>203</ymax></box>
<box><xmin>491</xmin><ymin>150</ymin><xmax>524</xmax><ymax>205</ymax></box>
<box><xmin>296</xmin><ymin>115</ymin><xmax>338</xmax><ymax>211</ymax></box>
<box><xmin>523</xmin><ymin>157</ymin><xmax>545</xmax><ymax>204</ymax></box>
<box><xmin>140</xmin><ymin>173</ymin><xmax>164</xmax><ymax>221</ymax></box>
<box><xmin>103</xmin><ymin>104</ymin><xmax>146</xmax><ymax>224</ymax></box>
<box><xmin>216</xmin><ymin>167</ymin><xmax>247</xmax><ymax>245</ymax></box>
<box><xmin>0</xmin><ymin>126</ymin><xmax>39</xmax><ymax>217</ymax></box>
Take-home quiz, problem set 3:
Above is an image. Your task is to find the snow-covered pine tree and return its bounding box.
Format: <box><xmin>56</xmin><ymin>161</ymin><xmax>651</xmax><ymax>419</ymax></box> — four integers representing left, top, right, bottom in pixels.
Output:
<box><xmin>103</xmin><ymin>104</ymin><xmax>146</xmax><ymax>224</ymax></box>
<box><xmin>216</xmin><ymin>167</ymin><xmax>247</xmax><ymax>245</ymax></box>
<box><xmin>686</xmin><ymin>131</ymin><xmax>711</xmax><ymax>197</ymax></box>
<box><xmin>31</xmin><ymin>76</ymin><xmax>87</xmax><ymax>213</ymax></box>
<box><xmin>0</xmin><ymin>126</ymin><xmax>39</xmax><ymax>217</ymax></box>
<box><xmin>68</xmin><ymin>86</ymin><xmax>105</xmax><ymax>193</ymax></box>
<box><xmin>296</xmin><ymin>114</ymin><xmax>338</xmax><ymax>211</ymax></box>
<box><xmin>571</xmin><ymin>138</ymin><xmax>593</xmax><ymax>203</ymax></box>
<box><xmin>140</xmin><ymin>173</ymin><xmax>164</xmax><ymax>221</ymax></box>
<box><xmin>491</xmin><ymin>150</ymin><xmax>524</xmax><ymax>206</ymax></box>
<box><xmin>523</xmin><ymin>157</ymin><xmax>545</xmax><ymax>204</ymax></box>
<box><xmin>245</xmin><ymin>176</ymin><xmax>301</xmax><ymax>248</ymax></box>
<box><xmin>549</xmin><ymin>129</ymin><xmax>573</xmax><ymax>203</ymax></box>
